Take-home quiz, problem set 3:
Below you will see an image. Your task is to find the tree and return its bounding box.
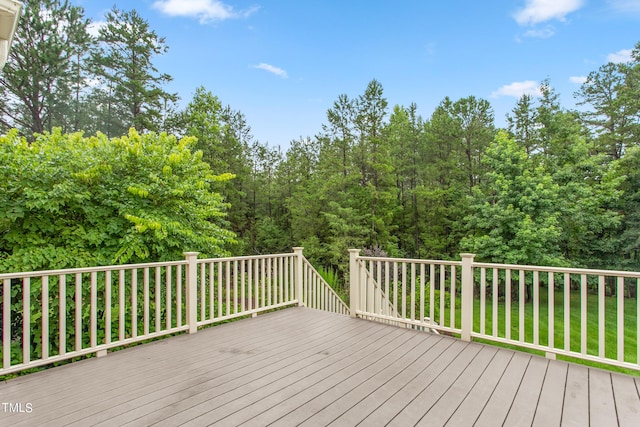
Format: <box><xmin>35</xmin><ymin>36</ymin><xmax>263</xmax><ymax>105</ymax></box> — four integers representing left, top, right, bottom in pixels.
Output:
<box><xmin>352</xmin><ymin>79</ymin><xmax>395</xmax><ymax>247</ymax></box>
<box><xmin>461</xmin><ymin>131</ymin><xmax>563</xmax><ymax>267</ymax></box>
<box><xmin>507</xmin><ymin>94</ymin><xmax>539</xmax><ymax>155</ymax></box>
<box><xmin>0</xmin><ymin>128</ymin><xmax>235</xmax><ymax>272</ymax></box>
<box><xmin>575</xmin><ymin>62</ymin><xmax>637</xmax><ymax>160</ymax></box>
<box><xmin>297</xmin><ymin>81</ymin><xmax>396</xmax><ymax>271</ymax></box>
<box><xmin>0</xmin><ymin>0</ymin><xmax>93</xmax><ymax>136</ymax></box>
<box><xmin>353</xmin><ymin>79</ymin><xmax>389</xmax><ymax>188</ymax></box>
<box><xmin>615</xmin><ymin>146</ymin><xmax>640</xmax><ymax>269</ymax></box>
<box><xmin>418</xmin><ymin>97</ymin><xmax>480</xmax><ymax>258</ymax></box>
<box><xmin>279</xmin><ymin>136</ymin><xmax>321</xmax><ymax>248</ymax></box>
<box><xmin>386</xmin><ymin>104</ymin><xmax>424</xmax><ymax>256</ymax></box>
<box><xmin>541</xmin><ymin>111</ymin><xmax>623</xmax><ymax>268</ymax></box>
<box><xmin>91</xmin><ymin>7</ymin><xmax>177</xmax><ymax>136</ymax></box>
<box><xmin>178</xmin><ymin>87</ymin><xmax>250</xmax><ymax>246</ymax></box>
<box><xmin>320</xmin><ymin>93</ymin><xmax>355</xmax><ymax>179</ymax></box>
<box><xmin>180</xmin><ymin>87</ymin><xmax>224</xmax><ymax>165</ymax></box>
<box><xmin>536</xmin><ymin>79</ymin><xmax>563</xmax><ymax>155</ymax></box>
<box><xmin>424</xmin><ymin>98</ymin><xmax>464</xmax><ymax>188</ymax></box>
<box><xmin>450</xmin><ymin>96</ymin><xmax>495</xmax><ymax>194</ymax></box>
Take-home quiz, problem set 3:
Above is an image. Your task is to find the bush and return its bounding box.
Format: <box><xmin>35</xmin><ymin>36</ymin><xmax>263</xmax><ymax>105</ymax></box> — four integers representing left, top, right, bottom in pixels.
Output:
<box><xmin>0</xmin><ymin>128</ymin><xmax>236</xmax><ymax>272</ymax></box>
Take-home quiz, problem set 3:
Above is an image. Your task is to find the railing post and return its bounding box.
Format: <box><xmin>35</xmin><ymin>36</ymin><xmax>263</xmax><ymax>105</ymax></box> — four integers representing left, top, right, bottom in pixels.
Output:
<box><xmin>461</xmin><ymin>253</ymin><xmax>475</xmax><ymax>342</ymax></box>
<box><xmin>184</xmin><ymin>252</ymin><xmax>199</xmax><ymax>334</ymax></box>
<box><xmin>293</xmin><ymin>247</ymin><xmax>304</xmax><ymax>307</ymax></box>
<box><xmin>349</xmin><ymin>249</ymin><xmax>360</xmax><ymax>318</ymax></box>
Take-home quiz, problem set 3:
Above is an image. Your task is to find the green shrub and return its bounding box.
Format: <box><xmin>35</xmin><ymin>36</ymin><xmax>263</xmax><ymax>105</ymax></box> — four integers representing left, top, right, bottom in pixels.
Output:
<box><xmin>0</xmin><ymin>128</ymin><xmax>236</xmax><ymax>272</ymax></box>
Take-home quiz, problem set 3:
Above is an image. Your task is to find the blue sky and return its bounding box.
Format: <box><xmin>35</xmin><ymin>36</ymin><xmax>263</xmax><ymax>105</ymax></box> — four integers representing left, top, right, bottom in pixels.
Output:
<box><xmin>73</xmin><ymin>0</ymin><xmax>640</xmax><ymax>148</ymax></box>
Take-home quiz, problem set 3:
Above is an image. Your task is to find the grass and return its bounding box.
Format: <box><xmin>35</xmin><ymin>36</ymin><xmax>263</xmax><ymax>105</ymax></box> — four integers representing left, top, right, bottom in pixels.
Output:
<box><xmin>464</xmin><ymin>288</ymin><xmax>639</xmax><ymax>375</ymax></box>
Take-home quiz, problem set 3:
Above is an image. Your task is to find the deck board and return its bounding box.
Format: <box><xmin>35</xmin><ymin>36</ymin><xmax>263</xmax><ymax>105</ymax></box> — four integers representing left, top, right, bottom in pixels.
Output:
<box><xmin>291</xmin><ymin>334</ymin><xmax>442</xmax><ymax>426</ymax></box>
<box><xmin>561</xmin><ymin>363</ymin><xmax>590</xmax><ymax>427</ymax></box>
<box><xmin>327</xmin><ymin>337</ymin><xmax>455</xmax><ymax>426</ymax></box>
<box><xmin>388</xmin><ymin>344</ymin><xmax>485</xmax><ymax>426</ymax></box>
<box><xmin>532</xmin><ymin>360</ymin><xmax>569</xmax><ymax>426</ymax></box>
<box><xmin>503</xmin><ymin>355</ymin><xmax>549</xmax><ymax>426</ymax></box>
<box><xmin>612</xmin><ymin>373</ymin><xmax>640</xmax><ymax>427</ymax></box>
<box><xmin>442</xmin><ymin>348</ymin><xmax>514</xmax><ymax>426</ymax></box>
<box><xmin>172</xmin><ymin>326</ymin><xmax>412</xmax><ymax>426</ymax></box>
<box><xmin>83</xmin><ymin>311</ymin><xmax>379</xmax><ymax>426</ymax></box>
<box><xmin>358</xmin><ymin>340</ymin><xmax>471</xmax><ymax>427</ymax></box>
<box><xmin>262</xmin><ymin>331</ymin><xmax>427</xmax><ymax>427</ymax></box>
<box><xmin>473</xmin><ymin>351</ymin><xmax>532</xmax><ymax>426</ymax></box>
<box><xmin>590</xmin><ymin>367</ymin><xmax>620</xmax><ymax>426</ymax></box>
<box><xmin>1</xmin><ymin>307</ymin><xmax>639</xmax><ymax>426</ymax></box>
<box><xmin>414</xmin><ymin>345</ymin><xmax>499</xmax><ymax>426</ymax></box>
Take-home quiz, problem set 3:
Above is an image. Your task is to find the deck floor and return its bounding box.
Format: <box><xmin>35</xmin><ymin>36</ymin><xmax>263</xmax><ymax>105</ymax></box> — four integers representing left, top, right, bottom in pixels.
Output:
<box><xmin>1</xmin><ymin>307</ymin><xmax>639</xmax><ymax>426</ymax></box>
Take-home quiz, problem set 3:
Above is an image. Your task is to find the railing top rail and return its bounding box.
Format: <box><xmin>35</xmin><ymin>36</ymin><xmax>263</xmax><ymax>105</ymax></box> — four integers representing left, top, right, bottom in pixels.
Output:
<box><xmin>197</xmin><ymin>252</ymin><xmax>295</xmax><ymax>263</ymax></box>
<box><xmin>357</xmin><ymin>253</ymin><xmax>640</xmax><ymax>278</ymax></box>
<box><xmin>0</xmin><ymin>252</ymin><xmax>301</xmax><ymax>280</ymax></box>
<box><xmin>0</xmin><ymin>259</ymin><xmax>189</xmax><ymax>280</ymax></box>
<box><xmin>357</xmin><ymin>255</ymin><xmax>462</xmax><ymax>266</ymax></box>
<box><xmin>473</xmin><ymin>261</ymin><xmax>640</xmax><ymax>278</ymax></box>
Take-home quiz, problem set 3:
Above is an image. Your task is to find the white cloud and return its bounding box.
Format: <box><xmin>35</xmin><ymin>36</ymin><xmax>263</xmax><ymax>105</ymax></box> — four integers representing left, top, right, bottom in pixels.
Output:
<box><xmin>569</xmin><ymin>76</ymin><xmax>587</xmax><ymax>84</ymax></box>
<box><xmin>152</xmin><ymin>0</ymin><xmax>259</xmax><ymax>23</ymax></box>
<box><xmin>87</xmin><ymin>20</ymin><xmax>106</xmax><ymax>37</ymax></box>
<box><xmin>607</xmin><ymin>49</ymin><xmax>633</xmax><ymax>63</ymax></box>
<box><xmin>514</xmin><ymin>0</ymin><xmax>585</xmax><ymax>25</ymax></box>
<box><xmin>522</xmin><ymin>26</ymin><xmax>555</xmax><ymax>38</ymax></box>
<box><xmin>491</xmin><ymin>81</ymin><xmax>542</xmax><ymax>98</ymax></box>
<box><xmin>253</xmin><ymin>63</ymin><xmax>288</xmax><ymax>78</ymax></box>
<box><xmin>607</xmin><ymin>0</ymin><xmax>640</xmax><ymax>13</ymax></box>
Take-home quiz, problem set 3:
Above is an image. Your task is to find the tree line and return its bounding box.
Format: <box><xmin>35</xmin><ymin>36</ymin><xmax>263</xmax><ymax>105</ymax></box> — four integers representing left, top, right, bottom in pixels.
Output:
<box><xmin>2</xmin><ymin>1</ymin><xmax>640</xmax><ymax>288</ymax></box>
<box><xmin>0</xmin><ymin>0</ymin><xmax>176</xmax><ymax>137</ymax></box>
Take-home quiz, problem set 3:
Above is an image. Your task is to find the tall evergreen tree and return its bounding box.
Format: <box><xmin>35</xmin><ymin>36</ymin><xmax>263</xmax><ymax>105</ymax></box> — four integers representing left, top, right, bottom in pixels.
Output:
<box><xmin>507</xmin><ymin>94</ymin><xmax>539</xmax><ymax>156</ymax></box>
<box><xmin>91</xmin><ymin>7</ymin><xmax>177</xmax><ymax>136</ymax></box>
<box><xmin>421</xmin><ymin>98</ymin><xmax>469</xmax><ymax>257</ymax></box>
<box><xmin>178</xmin><ymin>87</ymin><xmax>254</xmax><ymax>252</ymax></box>
<box><xmin>575</xmin><ymin>63</ymin><xmax>636</xmax><ymax>160</ymax></box>
<box><xmin>0</xmin><ymin>0</ymin><xmax>92</xmax><ymax>136</ymax></box>
<box><xmin>386</xmin><ymin>104</ymin><xmax>424</xmax><ymax>256</ymax></box>
<box><xmin>353</xmin><ymin>79</ymin><xmax>394</xmax><ymax>246</ymax></box>
<box><xmin>321</xmin><ymin>93</ymin><xmax>355</xmax><ymax>180</ymax></box>
<box><xmin>450</xmin><ymin>96</ymin><xmax>495</xmax><ymax>194</ymax></box>
<box><xmin>618</xmin><ymin>146</ymin><xmax>640</xmax><ymax>269</ymax></box>
<box><xmin>279</xmin><ymin>136</ymin><xmax>321</xmax><ymax>249</ymax></box>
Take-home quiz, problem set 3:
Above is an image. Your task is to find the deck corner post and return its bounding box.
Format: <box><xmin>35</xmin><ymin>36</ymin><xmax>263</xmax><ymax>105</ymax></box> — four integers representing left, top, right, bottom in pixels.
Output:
<box><xmin>349</xmin><ymin>249</ymin><xmax>361</xmax><ymax>318</ymax></box>
<box><xmin>460</xmin><ymin>253</ymin><xmax>475</xmax><ymax>342</ymax></box>
<box><xmin>184</xmin><ymin>251</ymin><xmax>200</xmax><ymax>334</ymax></box>
<box><xmin>293</xmin><ymin>247</ymin><xmax>304</xmax><ymax>306</ymax></box>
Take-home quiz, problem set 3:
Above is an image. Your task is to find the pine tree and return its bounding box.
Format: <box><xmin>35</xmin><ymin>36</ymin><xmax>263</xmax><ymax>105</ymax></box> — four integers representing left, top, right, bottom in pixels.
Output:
<box><xmin>0</xmin><ymin>0</ymin><xmax>93</xmax><ymax>136</ymax></box>
<box><xmin>91</xmin><ymin>7</ymin><xmax>177</xmax><ymax>136</ymax></box>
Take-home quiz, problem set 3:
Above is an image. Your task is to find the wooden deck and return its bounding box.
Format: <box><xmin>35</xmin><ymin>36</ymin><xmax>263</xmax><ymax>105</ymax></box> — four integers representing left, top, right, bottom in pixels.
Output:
<box><xmin>1</xmin><ymin>307</ymin><xmax>639</xmax><ymax>426</ymax></box>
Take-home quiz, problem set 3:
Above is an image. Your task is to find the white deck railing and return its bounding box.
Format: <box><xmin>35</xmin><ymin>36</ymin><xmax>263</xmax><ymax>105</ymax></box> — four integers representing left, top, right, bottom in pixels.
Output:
<box><xmin>0</xmin><ymin>248</ymin><xmax>347</xmax><ymax>376</ymax></box>
<box><xmin>299</xmin><ymin>256</ymin><xmax>350</xmax><ymax>316</ymax></box>
<box><xmin>349</xmin><ymin>250</ymin><xmax>640</xmax><ymax>371</ymax></box>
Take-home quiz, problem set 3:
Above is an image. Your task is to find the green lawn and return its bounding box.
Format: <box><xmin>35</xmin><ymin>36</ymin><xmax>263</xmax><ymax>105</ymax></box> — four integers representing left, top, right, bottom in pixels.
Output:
<box><xmin>468</xmin><ymin>288</ymin><xmax>639</xmax><ymax>375</ymax></box>
<box><xmin>398</xmin><ymin>284</ymin><xmax>639</xmax><ymax>375</ymax></box>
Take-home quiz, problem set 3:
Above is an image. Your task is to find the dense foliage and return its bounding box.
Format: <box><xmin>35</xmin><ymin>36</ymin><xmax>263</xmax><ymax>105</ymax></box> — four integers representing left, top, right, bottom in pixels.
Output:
<box><xmin>0</xmin><ymin>129</ymin><xmax>235</xmax><ymax>272</ymax></box>
<box><xmin>2</xmin><ymin>2</ymin><xmax>640</xmax><ymax>286</ymax></box>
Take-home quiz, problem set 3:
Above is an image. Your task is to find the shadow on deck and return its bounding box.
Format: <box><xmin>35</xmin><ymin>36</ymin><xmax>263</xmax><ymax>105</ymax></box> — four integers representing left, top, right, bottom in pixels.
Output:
<box><xmin>1</xmin><ymin>307</ymin><xmax>639</xmax><ymax>426</ymax></box>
